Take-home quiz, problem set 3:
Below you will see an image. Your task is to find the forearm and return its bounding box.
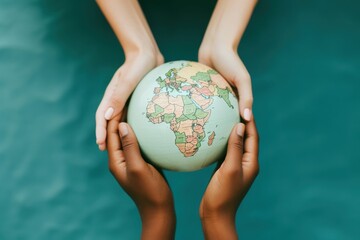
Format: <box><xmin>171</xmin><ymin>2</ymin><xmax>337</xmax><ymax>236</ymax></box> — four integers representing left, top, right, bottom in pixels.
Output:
<box><xmin>140</xmin><ymin>207</ymin><xmax>176</xmax><ymax>240</ymax></box>
<box><xmin>201</xmin><ymin>215</ymin><xmax>238</xmax><ymax>240</ymax></box>
<box><xmin>96</xmin><ymin>0</ymin><xmax>161</xmax><ymax>57</ymax></box>
<box><xmin>201</xmin><ymin>0</ymin><xmax>257</xmax><ymax>51</ymax></box>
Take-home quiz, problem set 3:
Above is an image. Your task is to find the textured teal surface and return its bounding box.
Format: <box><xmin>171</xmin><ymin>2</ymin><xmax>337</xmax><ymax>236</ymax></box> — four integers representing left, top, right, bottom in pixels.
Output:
<box><xmin>1</xmin><ymin>0</ymin><xmax>360</xmax><ymax>239</ymax></box>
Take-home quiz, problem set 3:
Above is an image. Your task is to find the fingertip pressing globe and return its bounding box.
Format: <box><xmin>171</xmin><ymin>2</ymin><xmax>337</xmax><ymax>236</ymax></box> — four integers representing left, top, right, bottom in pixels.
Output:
<box><xmin>128</xmin><ymin>61</ymin><xmax>239</xmax><ymax>172</ymax></box>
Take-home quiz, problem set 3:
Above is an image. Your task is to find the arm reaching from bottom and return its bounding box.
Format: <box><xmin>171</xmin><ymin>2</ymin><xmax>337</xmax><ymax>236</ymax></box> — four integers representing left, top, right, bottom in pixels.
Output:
<box><xmin>107</xmin><ymin>117</ymin><xmax>176</xmax><ymax>240</ymax></box>
<box><xmin>200</xmin><ymin>118</ymin><xmax>259</xmax><ymax>239</ymax></box>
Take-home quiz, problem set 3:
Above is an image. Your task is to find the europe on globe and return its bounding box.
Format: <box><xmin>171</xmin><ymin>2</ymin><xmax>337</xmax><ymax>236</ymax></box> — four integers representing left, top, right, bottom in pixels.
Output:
<box><xmin>127</xmin><ymin>61</ymin><xmax>239</xmax><ymax>171</ymax></box>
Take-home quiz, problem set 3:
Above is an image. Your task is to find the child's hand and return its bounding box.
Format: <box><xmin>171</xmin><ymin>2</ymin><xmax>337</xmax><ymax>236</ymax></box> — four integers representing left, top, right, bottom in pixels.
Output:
<box><xmin>200</xmin><ymin>118</ymin><xmax>259</xmax><ymax>240</ymax></box>
<box><xmin>107</xmin><ymin>117</ymin><xmax>175</xmax><ymax>240</ymax></box>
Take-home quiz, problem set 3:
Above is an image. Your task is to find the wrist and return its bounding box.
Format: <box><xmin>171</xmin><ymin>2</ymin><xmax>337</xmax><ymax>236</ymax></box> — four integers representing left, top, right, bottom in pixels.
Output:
<box><xmin>125</xmin><ymin>47</ymin><xmax>164</xmax><ymax>66</ymax></box>
<box><xmin>199</xmin><ymin>40</ymin><xmax>236</xmax><ymax>64</ymax></box>
<box><xmin>201</xmin><ymin>214</ymin><xmax>237</xmax><ymax>240</ymax></box>
<box><xmin>198</xmin><ymin>41</ymin><xmax>212</xmax><ymax>64</ymax></box>
<box><xmin>140</xmin><ymin>206</ymin><xmax>176</xmax><ymax>240</ymax></box>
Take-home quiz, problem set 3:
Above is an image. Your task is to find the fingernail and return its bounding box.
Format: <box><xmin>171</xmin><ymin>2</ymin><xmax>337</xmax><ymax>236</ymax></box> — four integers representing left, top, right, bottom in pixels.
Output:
<box><xmin>119</xmin><ymin>123</ymin><xmax>129</xmax><ymax>137</ymax></box>
<box><xmin>236</xmin><ymin>124</ymin><xmax>245</xmax><ymax>136</ymax></box>
<box><xmin>98</xmin><ymin>144</ymin><xmax>105</xmax><ymax>151</ymax></box>
<box><xmin>244</xmin><ymin>108</ymin><xmax>251</xmax><ymax>121</ymax></box>
<box><xmin>104</xmin><ymin>107</ymin><xmax>114</xmax><ymax>120</ymax></box>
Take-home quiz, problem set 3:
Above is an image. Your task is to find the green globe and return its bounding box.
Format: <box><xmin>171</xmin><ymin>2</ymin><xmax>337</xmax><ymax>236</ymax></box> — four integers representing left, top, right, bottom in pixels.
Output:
<box><xmin>128</xmin><ymin>61</ymin><xmax>239</xmax><ymax>171</ymax></box>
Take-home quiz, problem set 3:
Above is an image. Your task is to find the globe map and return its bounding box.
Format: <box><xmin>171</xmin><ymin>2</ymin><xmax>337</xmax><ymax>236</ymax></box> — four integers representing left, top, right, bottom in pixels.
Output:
<box><xmin>128</xmin><ymin>61</ymin><xmax>239</xmax><ymax>171</ymax></box>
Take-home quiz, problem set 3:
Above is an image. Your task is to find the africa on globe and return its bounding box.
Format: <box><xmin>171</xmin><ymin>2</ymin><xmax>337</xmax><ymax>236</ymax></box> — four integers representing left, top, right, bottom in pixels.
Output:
<box><xmin>127</xmin><ymin>61</ymin><xmax>239</xmax><ymax>171</ymax></box>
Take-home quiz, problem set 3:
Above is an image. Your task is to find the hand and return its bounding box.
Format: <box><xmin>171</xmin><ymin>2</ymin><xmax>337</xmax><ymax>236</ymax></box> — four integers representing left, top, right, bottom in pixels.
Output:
<box><xmin>96</xmin><ymin>0</ymin><xmax>164</xmax><ymax>151</ymax></box>
<box><xmin>200</xmin><ymin>118</ymin><xmax>259</xmax><ymax>240</ymax></box>
<box><xmin>96</xmin><ymin>52</ymin><xmax>164</xmax><ymax>151</ymax></box>
<box><xmin>106</xmin><ymin>117</ymin><xmax>175</xmax><ymax>240</ymax></box>
<box><xmin>198</xmin><ymin>0</ymin><xmax>257</xmax><ymax>122</ymax></box>
<box><xmin>199</xmin><ymin>47</ymin><xmax>253</xmax><ymax>122</ymax></box>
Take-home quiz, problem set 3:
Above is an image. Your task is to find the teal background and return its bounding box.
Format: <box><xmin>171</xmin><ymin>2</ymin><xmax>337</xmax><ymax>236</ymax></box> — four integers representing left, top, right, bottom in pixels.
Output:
<box><xmin>1</xmin><ymin>0</ymin><xmax>359</xmax><ymax>239</ymax></box>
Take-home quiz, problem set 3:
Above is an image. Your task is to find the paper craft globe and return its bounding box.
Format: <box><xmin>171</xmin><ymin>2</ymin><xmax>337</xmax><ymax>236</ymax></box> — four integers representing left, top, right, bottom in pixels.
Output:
<box><xmin>127</xmin><ymin>61</ymin><xmax>239</xmax><ymax>171</ymax></box>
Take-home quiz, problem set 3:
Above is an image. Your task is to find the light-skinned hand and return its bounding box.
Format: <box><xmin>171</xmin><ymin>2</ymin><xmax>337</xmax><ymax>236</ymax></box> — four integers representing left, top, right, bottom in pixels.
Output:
<box><xmin>199</xmin><ymin>47</ymin><xmax>253</xmax><ymax>122</ymax></box>
<box><xmin>96</xmin><ymin>52</ymin><xmax>163</xmax><ymax>151</ymax></box>
<box><xmin>199</xmin><ymin>0</ymin><xmax>258</xmax><ymax>122</ymax></box>
<box><xmin>95</xmin><ymin>0</ymin><xmax>164</xmax><ymax>151</ymax></box>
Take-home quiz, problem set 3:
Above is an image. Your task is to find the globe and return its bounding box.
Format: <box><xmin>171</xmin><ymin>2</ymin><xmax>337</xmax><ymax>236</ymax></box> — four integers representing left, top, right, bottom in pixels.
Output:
<box><xmin>127</xmin><ymin>61</ymin><xmax>239</xmax><ymax>171</ymax></box>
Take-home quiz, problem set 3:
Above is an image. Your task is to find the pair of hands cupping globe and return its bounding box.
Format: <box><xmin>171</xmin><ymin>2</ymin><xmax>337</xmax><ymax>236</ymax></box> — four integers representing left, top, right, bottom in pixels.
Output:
<box><xmin>128</xmin><ymin>61</ymin><xmax>239</xmax><ymax>171</ymax></box>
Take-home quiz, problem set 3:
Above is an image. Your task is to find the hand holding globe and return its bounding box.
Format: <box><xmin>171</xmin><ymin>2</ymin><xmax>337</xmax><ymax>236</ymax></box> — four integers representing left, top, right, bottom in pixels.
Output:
<box><xmin>107</xmin><ymin>111</ymin><xmax>259</xmax><ymax>239</ymax></box>
<box><xmin>128</xmin><ymin>61</ymin><xmax>240</xmax><ymax>171</ymax></box>
<box><xmin>95</xmin><ymin>0</ymin><xmax>259</xmax><ymax>238</ymax></box>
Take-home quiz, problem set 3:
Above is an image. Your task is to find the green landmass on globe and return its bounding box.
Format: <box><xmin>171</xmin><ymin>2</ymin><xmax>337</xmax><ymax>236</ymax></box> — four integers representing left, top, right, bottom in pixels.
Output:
<box><xmin>146</xmin><ymin>62</ymin><xmax>236</xmax><ymax>157</ymax></box>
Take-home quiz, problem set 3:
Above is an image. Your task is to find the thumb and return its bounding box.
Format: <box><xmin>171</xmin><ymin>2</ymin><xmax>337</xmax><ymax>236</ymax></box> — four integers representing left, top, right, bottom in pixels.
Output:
<box><xmin>118</xmin><ymin>123</ymin><xmax>145</xmax><ymax>171</ymax></box>
<box><xmin>223</xmin><ymin>123</ymin><xmax>245</xmax><ymax>169</ymax></box>
<box><xmin>236</xmin><ymin>76</ymin><xmax>253</xmax><ymax>122</ymax></box>
<box><xmin>103</xmin><ymin>68</ymin><xmax>134</xmax><ymax>122</ymax></box>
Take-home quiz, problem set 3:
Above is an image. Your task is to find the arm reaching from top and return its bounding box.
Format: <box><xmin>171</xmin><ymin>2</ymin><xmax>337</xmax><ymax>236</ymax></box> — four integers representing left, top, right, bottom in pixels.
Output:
<box><xmin>95</xmin><ymin>0</ymin><xmax>164</xmax><ymax>150</ymax></box>
<box><xmin>199</xmin><ymin>0</ymin><xmax>258</xmax><ymax>121</ymax></box>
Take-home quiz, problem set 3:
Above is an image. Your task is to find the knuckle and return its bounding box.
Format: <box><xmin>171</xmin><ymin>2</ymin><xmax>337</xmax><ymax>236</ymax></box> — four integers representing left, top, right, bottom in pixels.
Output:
<box><xmin>246</xmin><ymin>96</ymin><xmax>254</xmax><ymax>105</ymax></box>
<box><xmin>239</xmin><ymin>93</ymin><xmax>253</xmax><ymax>107</ymax></box>
<box><xmin>235</xmin><ymin>72</ymin><xmax>251</xmax><ymax>87</ymax></box>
